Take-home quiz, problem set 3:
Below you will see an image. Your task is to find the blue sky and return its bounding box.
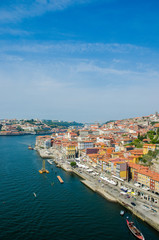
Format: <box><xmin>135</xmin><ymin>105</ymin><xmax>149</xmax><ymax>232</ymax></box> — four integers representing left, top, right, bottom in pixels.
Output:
<box><xmin>0</xmin><ymin>0</ymin><xmax>159</xmax><ymax>122</ymax></box>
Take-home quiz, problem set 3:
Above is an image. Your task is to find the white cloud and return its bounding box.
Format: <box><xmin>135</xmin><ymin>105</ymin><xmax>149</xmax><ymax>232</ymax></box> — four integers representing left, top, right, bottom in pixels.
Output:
<box><xmin>0</xmin><ymin>39</ymin><xmax>159</xmax><ymax>121</ymax></box>
<box><xmin>0</xmin><ymin>0</ymin><xmax>92</xmax><ymax>22</ymax></box>
<box><xmin>0</xmin><ymin>28</ymin><xmax>31</xmax><ymax>36</ymax></box>
<box><xmin>0</xmin><ymin>54</ymin><xmax>159</xmax><ymax>121</ymax></box>
<box><xmin>0</xmin><ymin>41</ymin><xmax>148</xmax><ymax>56</ymax></box>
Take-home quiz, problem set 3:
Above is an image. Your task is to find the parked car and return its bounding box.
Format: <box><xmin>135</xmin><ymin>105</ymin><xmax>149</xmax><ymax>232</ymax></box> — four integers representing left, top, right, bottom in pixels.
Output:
<box><xmin>131</xmin><ymin>202</ymin><xmax>136</xmax><ymax>206</ymax></box>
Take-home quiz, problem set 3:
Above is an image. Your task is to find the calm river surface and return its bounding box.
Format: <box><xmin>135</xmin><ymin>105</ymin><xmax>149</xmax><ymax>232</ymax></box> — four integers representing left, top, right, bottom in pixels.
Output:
<box><xmin>0</xmin><ymin>135</ymin><xmax>159</xmax><ymax>240</ymax></box>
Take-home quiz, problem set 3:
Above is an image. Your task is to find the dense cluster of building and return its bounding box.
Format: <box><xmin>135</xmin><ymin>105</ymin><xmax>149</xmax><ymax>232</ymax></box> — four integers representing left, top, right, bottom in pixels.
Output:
<box><xmin>36</xmin><ymin>113</ymin><xmax>159</xmax><ymax>195</ymax></box>
<box><xmin>0</xmin><ymin>119</ymin><xmax>52</xmax><ymax>135</ymax></box>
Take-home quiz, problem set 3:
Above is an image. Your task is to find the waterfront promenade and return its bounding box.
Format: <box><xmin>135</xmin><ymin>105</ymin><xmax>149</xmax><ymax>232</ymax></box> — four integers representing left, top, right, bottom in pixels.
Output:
<box><xmin>36</xmin><ymin>146</ymin><xmax>159</xmax><ymax>232</ymax></box>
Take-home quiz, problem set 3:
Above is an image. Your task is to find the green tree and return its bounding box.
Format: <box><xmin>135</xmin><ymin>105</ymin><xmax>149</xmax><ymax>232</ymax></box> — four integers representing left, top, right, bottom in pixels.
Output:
<box><xmin>138</xmin><ymin>133</ymin><xmax>147</xmax><ymax>141</ymax></box>
<box><xmin>147</xmin><ymin>130</ymin><xmax>156</xmax><ymax>140</ymax></box>
<box><xmin>140</xmin><ymin>149</ymin><xmax>159</xmax><ymax>166</ymax></box>
<box><xmin>70</xmin><ymin>162</ymin><xmax>77</xmax><ymax>168</ymax></box>
<box><xmin>17</xmin><ymin>126</ymin><xmax>23</xmax><ymax>131</ymax></box>
<box><xmin>131</xmin><ymin>139</ymin><xmax>143</xmax><ymax>148</ymax></box>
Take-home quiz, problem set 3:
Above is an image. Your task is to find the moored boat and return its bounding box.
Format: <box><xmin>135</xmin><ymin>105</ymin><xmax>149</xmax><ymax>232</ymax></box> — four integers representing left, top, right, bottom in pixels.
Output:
<box><xmin>120</xmin><ymin>210</ymin><xmax>125</xmax><ymax>216</ymax></box>
<box><xmin>28</xmin><ymin>146</ymin><xmax>34</xmax><ymax>150</ymax></box>
<box><xmin>126</xmin><ymin>218</ymin><xmax>145</xmax><ymax>240</ymax></box>
<box><xmin>57</xmin><ymin>175</ymin><xmax>64</xmax><ymax>183</ymax></box>
<box><xmin>47</xmin><ymin>159</ymin><xmax>53</xmax><ymax>164</ymax></box>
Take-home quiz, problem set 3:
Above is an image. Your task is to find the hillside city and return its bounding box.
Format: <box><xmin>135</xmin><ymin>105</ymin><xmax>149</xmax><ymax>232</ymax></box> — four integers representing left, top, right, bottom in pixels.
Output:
<box><xmin>1</xmin><ymin>113</ymin><xmax>159</xmax><ymax>231</ymax></box>
<box><xmin>1</xmin><ymin>113</ymin><xmax>159</xmax><ymax>196</ymax></box>
<box><xmin>34</xmin><ymin>113</ymin><xmax>159</xmax><ymax>196</ymax></box>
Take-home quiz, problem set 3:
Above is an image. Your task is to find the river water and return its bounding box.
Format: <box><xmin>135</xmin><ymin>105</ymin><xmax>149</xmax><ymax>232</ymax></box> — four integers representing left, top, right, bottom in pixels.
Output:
<box><xmin>0</xmin><ymin>135</ymin><xmax>159</xmax><ymax>240</ymax></box>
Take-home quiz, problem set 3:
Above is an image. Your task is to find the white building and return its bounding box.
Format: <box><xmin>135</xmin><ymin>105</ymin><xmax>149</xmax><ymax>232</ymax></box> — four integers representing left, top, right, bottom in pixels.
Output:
<box><xmin>78</xmin><ymin>141</ymin><xmax>94</xmax><ymax>150</ymax></box>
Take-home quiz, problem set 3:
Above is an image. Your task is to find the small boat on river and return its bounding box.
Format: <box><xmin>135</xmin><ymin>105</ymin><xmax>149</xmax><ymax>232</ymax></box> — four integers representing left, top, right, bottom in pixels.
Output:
<box><xmin>57</xmin><ymin>176</ymin><xmax>64</xmax><ymax>183</ymax></box>
<box><xmin>126</xmin><ymin>217</ymin><xmax>145</xmax><ymax>240</ymax></box>
<box><xmin>120</xmin><ymin>210</ymin><xmax>125</xmax><ymax>216</ymax></box>
<box><xmin>47</xmin><ymin>159</ymin><xmax>53</xmax><ymax>165</ymax></box>
<box><xmin>33</xmin><ymin>192</ymin><xmax>37</xmax><ymax>197</ymax></box>
<box><xmin>28</xmin><ymin>146</ymin><xmax>34</xmax><ymax>150</ymax></box>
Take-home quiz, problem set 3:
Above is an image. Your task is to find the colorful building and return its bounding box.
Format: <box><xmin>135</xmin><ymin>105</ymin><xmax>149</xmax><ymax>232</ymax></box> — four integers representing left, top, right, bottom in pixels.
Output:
<box><xmin>128</xmin><ymin>162</ymin><xmax>159</xmax><ymax>193</ymax></box>
<box><xmin>78</xmin><ymin>141</ymin><xmax>94</xmax><ymax>150</ymax></box>
<box><xmin>116</xmin><ymin>162</ymin><xmax>128</xmax><ymax>180</ymax></box>
<box><xmin>143</xmin><ymin>144</ymin><xmax>156</xmax><ymax>155</ymax></box>
<box><xmin>65</xmin><ymin>144</ymin><xmax>76</xmax><ymax>159</ymax></box>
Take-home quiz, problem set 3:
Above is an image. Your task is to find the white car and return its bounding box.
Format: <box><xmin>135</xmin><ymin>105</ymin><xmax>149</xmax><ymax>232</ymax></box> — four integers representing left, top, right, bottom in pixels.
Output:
<box><xmin>134</xmin><ymin>183</ymin><xmax>141</xmax><ymax>187</ymax></box>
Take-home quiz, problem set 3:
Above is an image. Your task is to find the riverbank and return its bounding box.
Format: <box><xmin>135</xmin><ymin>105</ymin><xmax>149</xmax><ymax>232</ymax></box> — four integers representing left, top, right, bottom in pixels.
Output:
<box><xmin>36</xmin><ymin>146</ymin><xmax>159</xmax><ymax>232</ymax></box>
<box><xmin>81</xmin><ymin>179</ymin><xmax>117</xmax><ymax>202</ymax></box>
<box><xmin>73</xmin><ymin>169</ymin><xmax>117</xmax><ymax>202</ymax></box>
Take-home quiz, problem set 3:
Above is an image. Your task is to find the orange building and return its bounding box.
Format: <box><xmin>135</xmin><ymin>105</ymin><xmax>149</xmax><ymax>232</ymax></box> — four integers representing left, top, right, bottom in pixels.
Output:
<box><xmin>128</xmin><ymin>163</ymin><xmax>159</xmax><ymax>193</ymax></box>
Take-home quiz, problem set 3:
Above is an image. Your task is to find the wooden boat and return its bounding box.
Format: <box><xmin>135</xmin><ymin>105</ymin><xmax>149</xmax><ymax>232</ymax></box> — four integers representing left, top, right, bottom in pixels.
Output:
<box><xmin>57</xmin><ymin>175</ymin><xmax>64</xmax><ymax>183</ymax></box>
<box><xmin>28</xmin><ymin>146</ymin><xmax>34</xmax><ymax>150</ymax></box>
<box><xmin>126</xmin><ymin>218</ymin><xmax>145</xmax><ymax>240</ymax></box>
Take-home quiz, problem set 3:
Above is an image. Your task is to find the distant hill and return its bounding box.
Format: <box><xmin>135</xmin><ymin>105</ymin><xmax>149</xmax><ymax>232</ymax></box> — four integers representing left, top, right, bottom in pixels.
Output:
<box><xmin>104</xmin><ymin>120</ymin><xmax>116</xmax><ymax>124</ymax></box>
<box><xmin>42</xmin><ymin>120</ymin><xmax>84</xmax><ymax>129</ymax></box>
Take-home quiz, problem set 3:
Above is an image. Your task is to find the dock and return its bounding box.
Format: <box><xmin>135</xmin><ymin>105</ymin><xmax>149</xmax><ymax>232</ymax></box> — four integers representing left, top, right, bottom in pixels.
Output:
<box><xmin>39</xmin><ymin>159</ymin><xmax>49</xmax><ymax>174</ymax></box>
<box><xmin>57</xmin><ymin>175</ymin><xmax>64</xmax><ymax>183</ymax></box>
